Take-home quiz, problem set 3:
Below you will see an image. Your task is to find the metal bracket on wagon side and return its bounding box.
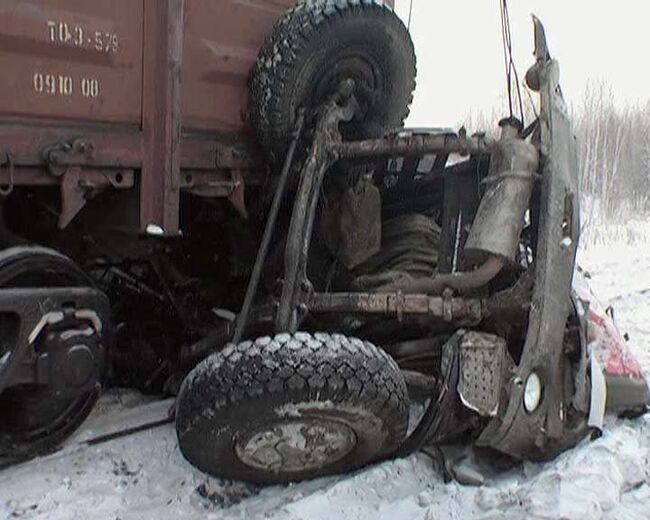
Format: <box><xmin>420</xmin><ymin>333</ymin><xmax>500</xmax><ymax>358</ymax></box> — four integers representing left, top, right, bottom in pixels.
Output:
<box><xmin>0</xmin><ymin>151</ymin><xmax>14</xmax><ymax>196</ymax></box>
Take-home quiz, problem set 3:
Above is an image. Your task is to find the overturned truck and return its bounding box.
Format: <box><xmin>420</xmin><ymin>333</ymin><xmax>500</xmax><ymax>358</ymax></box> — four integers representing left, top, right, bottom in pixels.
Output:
<box><xmin>0</xmin><ymin>0</ymin><xmax>647</xmax><ymax>482</ymax></box>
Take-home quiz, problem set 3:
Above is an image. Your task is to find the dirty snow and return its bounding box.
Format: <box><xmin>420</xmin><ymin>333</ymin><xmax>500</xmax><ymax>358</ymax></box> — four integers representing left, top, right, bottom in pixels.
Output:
<box><xmin>2</xmin><ymin>230</ymin><xmax>650</xmax><ymax>520</ymax></box>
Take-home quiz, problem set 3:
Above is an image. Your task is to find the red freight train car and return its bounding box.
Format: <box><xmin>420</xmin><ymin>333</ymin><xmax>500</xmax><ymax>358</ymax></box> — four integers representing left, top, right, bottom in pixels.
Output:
<box><xmin>0</xmin><ymin>0</ymin><xmax>307</xmax><ymax>234</ymax></box>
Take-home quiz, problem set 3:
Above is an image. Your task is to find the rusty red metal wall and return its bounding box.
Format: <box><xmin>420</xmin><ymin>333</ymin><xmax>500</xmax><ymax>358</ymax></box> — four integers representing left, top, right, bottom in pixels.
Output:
<box><xmin>0</xmin><ymin>0</ymin><xmax>296</xmax><ymax>132</ymax></box>
<box><xmin>0</xmin><ymin>0</ymin><xmax>143</xmax><ymax>124</ymax></box>
<box><xmin>182</xmin><ymin>0</ymin><xmax>294</xmax><ymax>132</ymax></box>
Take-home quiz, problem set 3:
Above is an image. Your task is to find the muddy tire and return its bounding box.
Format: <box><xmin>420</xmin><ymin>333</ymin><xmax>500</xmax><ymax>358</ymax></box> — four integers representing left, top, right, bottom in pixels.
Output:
<box><xmin>249</xmin><ymin>0</ymin><xmax>416</xmax><ymax>158</ymax></box>
<box><xmin>175</xmin><ymin>332</ymin><xmax>409</xmax><ymax>484</ymax></box>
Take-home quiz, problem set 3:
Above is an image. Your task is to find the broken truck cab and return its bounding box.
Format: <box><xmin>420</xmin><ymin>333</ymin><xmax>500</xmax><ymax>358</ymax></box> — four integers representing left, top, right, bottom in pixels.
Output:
<box><xmin>0</xmin><ymin>1</ymin><xmax>647</xmax><ymax>482</ymax></box>
<box><xmin>175</xmin><ymin>14</ymin><xmax>648</xmax><ymax>484</ymax></box>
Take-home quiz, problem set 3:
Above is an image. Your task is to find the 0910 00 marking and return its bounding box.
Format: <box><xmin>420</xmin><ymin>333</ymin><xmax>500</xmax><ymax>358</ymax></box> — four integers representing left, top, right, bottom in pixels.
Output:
<box><xmin>33</xmin><ymin>73</ymin><xmax>100</xmax><ymax>99</ymax></box>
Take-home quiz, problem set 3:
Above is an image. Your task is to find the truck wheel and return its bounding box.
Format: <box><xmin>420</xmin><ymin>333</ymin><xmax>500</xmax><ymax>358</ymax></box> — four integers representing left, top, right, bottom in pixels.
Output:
<box><xmin>175</xmin><ymin>332</ymin><xmax>409</xmax><ymax>484</ymax></box>
<box><xmin>249</xmin><ymin>0</ymin><xmax>416</xmax><ymax>158</ymax></box>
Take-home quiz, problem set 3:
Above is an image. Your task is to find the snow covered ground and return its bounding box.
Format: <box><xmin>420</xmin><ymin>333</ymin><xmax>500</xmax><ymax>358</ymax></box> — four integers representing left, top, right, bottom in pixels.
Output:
<box><xmin>2</xmin><ymin>229</ymin><xmax>650</xmax><ymax>520</ymax></box>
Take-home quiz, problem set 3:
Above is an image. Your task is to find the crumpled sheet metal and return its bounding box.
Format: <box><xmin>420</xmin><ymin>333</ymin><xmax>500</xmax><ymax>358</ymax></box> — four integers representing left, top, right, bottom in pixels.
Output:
<box><xmin>457</xmin><ymin>331</ymin><xmax>510</xmax><ymax>418</ymax></box>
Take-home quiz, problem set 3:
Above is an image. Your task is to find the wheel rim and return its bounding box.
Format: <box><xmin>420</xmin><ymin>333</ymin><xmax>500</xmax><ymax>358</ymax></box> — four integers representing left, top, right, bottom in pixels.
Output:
<box><xmin>311</xmin><ymin>52</ymin><xmax>380</xmax><ymax>115</ymax></box>
<box><xmin>235</xmin><ymin>418</ymin><xmax>357</xmax><ymax>473</ymax></box>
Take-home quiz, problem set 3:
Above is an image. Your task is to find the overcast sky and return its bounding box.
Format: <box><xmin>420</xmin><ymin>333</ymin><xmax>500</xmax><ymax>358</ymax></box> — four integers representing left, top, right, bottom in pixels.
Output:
<box><xmin>395</xmin><ymin>0</ymin><xmax>650</xmax><ymax>128</ymax></box>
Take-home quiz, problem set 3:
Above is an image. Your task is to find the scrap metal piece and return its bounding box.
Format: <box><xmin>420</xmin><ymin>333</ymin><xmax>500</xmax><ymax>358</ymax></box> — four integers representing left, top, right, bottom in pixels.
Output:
<box><xmin>227</xmin><ymin>169</ymin><xmax>247</xmax><ymax>219</ymax></box>
<box><xmin>525</xmin><ymin>15</ymin><xmax>552</xmax><ymax>92</ymax></box>
<box><xmin>450</xmin><ymin>460</ymin><xmax>486</xmax><ymax>487</ymax></box>
<box><xmin>275</xmin><ymin>92</ymin><xmax>357</xmax><ymax>332</ymax></box>
<box><xmin>0</xmin><ymin>152</ymin><xmax>14</xmax><ymax>196</ymax></box>
<box><xmin>457</xmin><ymin>331</ymin><xmax>509</xmax><ymax>417</ymax></box>
<box><xmin>401</xmin><ymin>370</ymin><xmax>438</xmax><ymax>399</ymax></box>
<box><xmin>43</xmin><ymin>139</ymin><xmax>95</xmax><ymax>177</ymax></box>
<box><xmin>215</xmin><ymin>143</ymin><xmax>263</xmax><ymax>170</ymax></box>
<box><xmin>398</xmin><ymin>332</ymin><xmax>480</xmax><ymax>457</ymax></box>
<box><xmin>233</xmin><ymin>111</ymin><xmax>306</xmax><ymax>342</ymax></box>
<box><xmin>321</xmin><ymin>175</ymin><xmax>381</xmax><ymax>269</ymax></box>
<box><xmin>309</xmin><ymin>291</ymin><xmax>485</xmax><ymax>325</ymax></box>
<box><xmin>587</xmin><ymin>346</ymin><xmax>607</xmax><ymax>430</ymax></box>
<box><xmin>377</xmin><ymin>256</ymin><xmax>505</xmax><ymax>296</ymax></box>
<box><xmin>335</xmin><ymin>132</ymin><xmax>494</xmax><ymax>159</ymax></box>
<box><xmin>59</xmin><ymin>167</ymin><xmax>86</xmax><ymax>229</ymax></box>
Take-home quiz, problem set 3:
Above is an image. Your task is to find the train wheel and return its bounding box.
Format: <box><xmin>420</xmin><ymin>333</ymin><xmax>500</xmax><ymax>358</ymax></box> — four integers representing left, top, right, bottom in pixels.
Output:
<box><xmin>0</xmin><ymin>247</ymin><xmax>104</xmax><ymax>466</ymax></box>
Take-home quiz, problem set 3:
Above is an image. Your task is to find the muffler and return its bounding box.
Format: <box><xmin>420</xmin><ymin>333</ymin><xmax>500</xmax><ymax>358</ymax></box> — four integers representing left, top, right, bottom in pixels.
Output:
<box><xmin>465</xmin><ymin>118</ymin><xmax>539</xmax><ymax>264</ymax></box>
